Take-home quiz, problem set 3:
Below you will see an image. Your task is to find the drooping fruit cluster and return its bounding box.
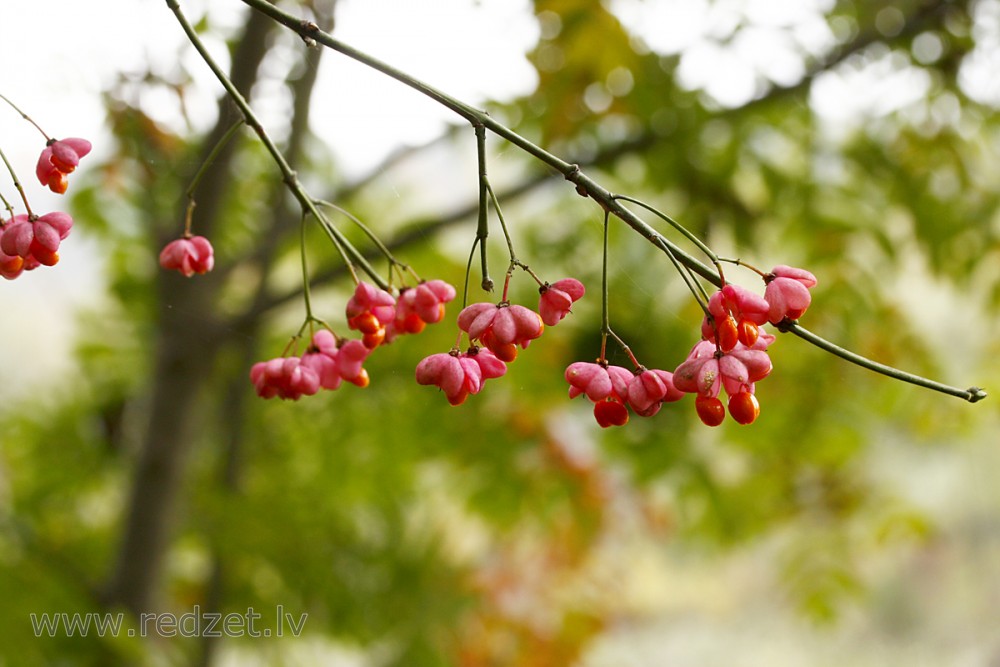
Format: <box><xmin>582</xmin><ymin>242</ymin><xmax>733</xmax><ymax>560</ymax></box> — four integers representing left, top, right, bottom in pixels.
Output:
<box><xmin>699</xmin><ymin>283</ymin><xmax>770</xmax><ymax>350</ymax></box>
<box><xmin>415</xmin><ymin>346</ymin><xmax>508</xmax><ymax>405</ymax></box>
<box><xmin>251</xmin><ymin>330</ymin><xmax>372</xmax><ymax>399</ymax></box>
<box><xmin>457</xmin><ymin>301</ymin><xmax>544</xmax><ymax>363</ymax></box>
<box><xmin>671</xmin><ymin>266</ymin><xmax>817</xmax><ymax>426</ymax></box>
<box><xmin>416</xmin><ymin>277</ymin><xmax>585</xmax><ymax>403</ymax></box>
<box><xmin>159</xmin><ymin>235</ymin><xmax>215</xmax><ymax>277</ymax></box>
<box><xmin>538</xmin><ymin>278</ymin><xmax>587</xmax><ymax>326</ymax></box>
<box><xmin>345</xmin><ymin>281</ymin><xmax>398</xmax><ymax>349</ymax></box>
<box><xmin>36</xmin><ymin>137</ymin><xmax>92</xmax><ymax>195</ymax></box>
<box><xmin>560</xmin><ymin>265</ymin><xmax>816</xmax><ymax>428</ymax></box>
<box><xmin>672</xmin><ymin>335</ymin><xmax>774</xmax><ymax>426</ymax></box>
<box><xmin>0</xmin><ymin>212</ymin><xmax>73</xmax><ymax>276</ymax></box>
<box><xmin>250</xmin><ymin>279</ymin><xmax>456</xmax><ymax>400</ymax></box>
<box><xmin>1</xmin><ymin>137</ymin><xmax>88</xmax><ymax>281</ymax></box>
<box><xmin>764</xmin><ymin>265</ymin><xmax>818</xmax><ymax>323</ymax></box>
<box><xmin>565</xmin><ymin>362</ymin><xmax>684</xmax><ymax>428</ymax></box>
<box><xmin>150</xmin><ymin>185</ymin><xmax>459</xmax><ymax>401</ymax></box>
<box><xmin>390</xmin><ymin>280</ymin><xmax>457</xmax><ymax>339</ymax></box>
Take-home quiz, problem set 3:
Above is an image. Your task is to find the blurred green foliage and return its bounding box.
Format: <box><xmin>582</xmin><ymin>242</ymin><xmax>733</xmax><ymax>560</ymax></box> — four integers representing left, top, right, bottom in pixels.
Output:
<box><xmin>2</xmin><ymin>1</ymin><xmax>999</xmax><ymax>665</ymax></box>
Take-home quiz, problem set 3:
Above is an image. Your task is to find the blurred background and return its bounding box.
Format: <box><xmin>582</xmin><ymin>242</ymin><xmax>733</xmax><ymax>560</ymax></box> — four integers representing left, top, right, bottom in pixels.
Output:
<box><xmin>2</xmin><ymin>0</ymin><xmax>999</xmax><ymax>665</ymax></box>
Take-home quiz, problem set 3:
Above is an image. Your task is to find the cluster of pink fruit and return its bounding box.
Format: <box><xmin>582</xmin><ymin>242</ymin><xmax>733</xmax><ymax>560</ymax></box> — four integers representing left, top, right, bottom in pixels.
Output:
<box><xmin>416</xmin><ymin>278</ymin><xmax>586</xmax><ymax>405</ymax></box>
<box><xmin>159</xmin><ymin>235</ymin><xmax>215</xmax><ymax>277</ymax></box>
<box><xmin>592</xmin><ymin>266</ymin><xmax>816</xmax><ymax>426</ymax></box>
<box><xmin>566</xmin><ymin>265</ymin><xmax>817</xmax><ymax>428</ymax></box>
<box><xmin>155</xmin><ymin>215</ymin><xmax>816</xmax><ymax>427</ymax></box>
<box><xmin>1</xmin><ymin>137</ymin><xmax>90</xmax><ymax>280</ymax></box>
<box><xmin>414</xmin><ymin>263</ymin><xmax>816</xmax><ymax>428</ymax></box>
<box><xmin>250</xmin><ymin>279</ymin><xmax>457</xmax><ymax>400</ymax></box>
<box><xmin>675</xmin><ymin>265</ymin><xmax>817</xmax><ymax>426</ymax></box>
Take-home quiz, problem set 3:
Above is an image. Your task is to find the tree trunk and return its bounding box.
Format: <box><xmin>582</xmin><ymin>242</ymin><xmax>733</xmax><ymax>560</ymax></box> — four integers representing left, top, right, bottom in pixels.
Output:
<box><xmin>102</xmin><ymin>5</ymin><xmax>275</xmax><ymax>616</ymax></box>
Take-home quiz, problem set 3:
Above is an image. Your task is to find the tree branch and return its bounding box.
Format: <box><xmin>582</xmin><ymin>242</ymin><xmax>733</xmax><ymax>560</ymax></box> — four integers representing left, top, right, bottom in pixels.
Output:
<box><xmin>225</xmin><ymin>0</ymin><xmax>984</xmax><ymax>403</ymax></box>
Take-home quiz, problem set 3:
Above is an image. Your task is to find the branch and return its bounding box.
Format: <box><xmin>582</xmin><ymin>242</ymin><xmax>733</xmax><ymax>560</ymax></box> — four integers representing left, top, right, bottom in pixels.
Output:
<box><xmin>223</xmin><ymin>0</ymin><xmax>947</xmax><ymax>312</ymax></box>
<box><xmin>166</xmin><ymin>0</ymin><xmax>385</xmax><ymax>289</ymax></box>
<box><xmin>225</xmin><ymin>0</ymin><xmax>984</xmax><ymax>404</ymax></box>
<box><xmin>783</xmin><ymin>322</ymin><xmax>987</xmax><ymax>403</ymax></box>
<box><xmin>236</xmin><ymin>0</ymin><xmax>716</xmax><ymax>283</ymax></box>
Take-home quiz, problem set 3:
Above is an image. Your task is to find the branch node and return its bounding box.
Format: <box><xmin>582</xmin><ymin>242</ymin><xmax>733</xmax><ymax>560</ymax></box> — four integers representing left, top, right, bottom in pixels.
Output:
<box><xmin>564</xmin><ymin>164</ymin><xmax>589</xmax><ymax>197</ymax></box>
<box><xmin>299</xmin><ymin>20</ymin><xmax>319</xmax><ymax>47</ymax></box>
<box><xmin>966</xmin><ymin>387</ymin><xmax>988</xmax><ymax>403</ymax></box>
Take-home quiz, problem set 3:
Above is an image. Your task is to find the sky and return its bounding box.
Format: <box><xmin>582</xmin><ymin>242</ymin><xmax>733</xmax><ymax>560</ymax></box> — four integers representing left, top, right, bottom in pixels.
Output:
<box><xmin>2</xmin><ymin>0</ymin><xmax>540</xmax><ymax>180</ymax></box>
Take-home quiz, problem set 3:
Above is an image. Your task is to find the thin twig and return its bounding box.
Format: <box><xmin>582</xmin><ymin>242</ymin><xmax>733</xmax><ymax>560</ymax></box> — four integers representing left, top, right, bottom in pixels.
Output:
<box><xmin>165</xmin><ymin>0</ymin><xmax>385</xmax><ymax>289</ymax></box>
